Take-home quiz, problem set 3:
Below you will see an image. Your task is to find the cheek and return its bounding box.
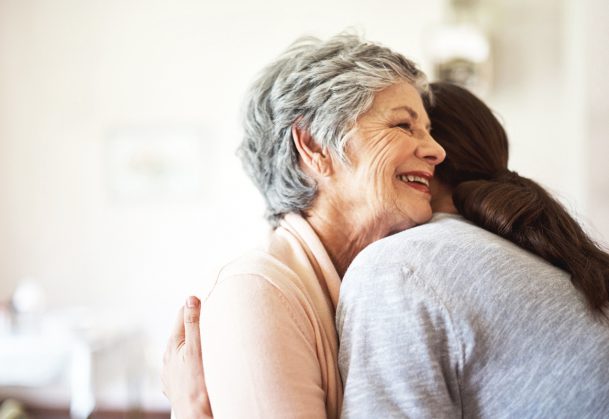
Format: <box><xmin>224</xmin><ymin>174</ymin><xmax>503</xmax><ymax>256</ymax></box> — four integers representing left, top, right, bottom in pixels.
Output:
<box><xmin>348</xmin><ymin>131</ymin><xmax>417</xmax><ymax>206</ymax></box>
<box><xmin>365</xmin><ymin>144</ymin><xmax>412</xmax><ymax>193</ymax></box>
<box><xmin>361</xmin><ymin>136</ymin><xmax>403</xmax><ymax>179</ymax></box>
<box><xmin>359</xmin><ymin>156</ymin><xmax>394</xmax><ymax>200</ymax></box>
<box><xmin>363</xmin><ymin>159</ymin><xmax>401</xmax><ymax>211</ymax></box>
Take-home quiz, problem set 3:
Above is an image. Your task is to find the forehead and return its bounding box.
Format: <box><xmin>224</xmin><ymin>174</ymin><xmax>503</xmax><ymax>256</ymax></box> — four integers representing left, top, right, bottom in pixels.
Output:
<box><xmin>365</xmin><ymin>81</ymin><xmax>429</xmax><ymax>123</ymax></box>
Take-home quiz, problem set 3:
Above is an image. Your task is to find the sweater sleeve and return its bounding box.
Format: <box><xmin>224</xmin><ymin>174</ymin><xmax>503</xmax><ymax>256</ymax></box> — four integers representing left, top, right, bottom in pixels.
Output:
<box><xmin>201</xmin><ymin>273</ymin><xmax>328</xmax><ymax>419</ymax></box>
<box><xmin>337</xmin><ymin>264</ymin><xmax>463</xmax><ymax>419</ymax></box>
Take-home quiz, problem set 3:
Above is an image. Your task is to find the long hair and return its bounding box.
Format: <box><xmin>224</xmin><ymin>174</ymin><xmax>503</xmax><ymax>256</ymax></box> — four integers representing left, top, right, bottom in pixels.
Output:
<box><xmin>426</xmin><ymin>82</ymin><xmax>609</xmax><ymax>317</ymax></box>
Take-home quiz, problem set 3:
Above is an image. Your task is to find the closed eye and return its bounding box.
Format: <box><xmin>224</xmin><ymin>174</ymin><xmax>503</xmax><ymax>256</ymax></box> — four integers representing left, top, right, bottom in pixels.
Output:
<box><xmin>396</xmin><ymin>123</ymin><xmax>413</xmax><ymax>132</ymax></box>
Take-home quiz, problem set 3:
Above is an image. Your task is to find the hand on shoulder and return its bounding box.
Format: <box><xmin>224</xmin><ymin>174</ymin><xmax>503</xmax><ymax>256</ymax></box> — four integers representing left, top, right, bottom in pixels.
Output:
<box><xmin>161</xmin><ymin>296</ymin><xmax>213</xmax><ymax>419</ymax></box>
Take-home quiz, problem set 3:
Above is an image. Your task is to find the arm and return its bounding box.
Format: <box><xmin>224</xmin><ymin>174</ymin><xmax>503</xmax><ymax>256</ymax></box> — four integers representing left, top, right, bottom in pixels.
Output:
<box><xmin>337</xmin><ymin>266</ymin><xmax>463</xmax><ymax>419</ymax></box>
<box><xmin>161</xmin><ymin>296</ymin><xmax>213</xmax><ymax>419</ymax></box>
<box><xmin>201</xmin><ymin>274</ymin><xmax>328</xmax><ymax>419</ymax></box>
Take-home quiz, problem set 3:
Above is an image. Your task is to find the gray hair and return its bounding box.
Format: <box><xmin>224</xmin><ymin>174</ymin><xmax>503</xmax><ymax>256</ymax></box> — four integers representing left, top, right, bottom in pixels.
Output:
<box><xmin>237</xmin><ymin>33</ymin><xmax>429</xmax><ymax>225</ymax></box>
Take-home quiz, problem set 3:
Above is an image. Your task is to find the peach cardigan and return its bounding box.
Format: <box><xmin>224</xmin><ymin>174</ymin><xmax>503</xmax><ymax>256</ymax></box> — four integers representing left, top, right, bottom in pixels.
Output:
<box><xmin>201</xmin><ymin>213</ymin><xmax>343</xmax><ymax>418</ymax></box>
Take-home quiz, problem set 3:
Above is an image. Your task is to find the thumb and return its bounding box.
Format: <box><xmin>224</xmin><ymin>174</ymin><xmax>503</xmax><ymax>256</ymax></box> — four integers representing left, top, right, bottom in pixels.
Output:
<box><xmin>183</xmin><ymin>295</ymin><xmax>202</xmax><ymax>350</ymax></box>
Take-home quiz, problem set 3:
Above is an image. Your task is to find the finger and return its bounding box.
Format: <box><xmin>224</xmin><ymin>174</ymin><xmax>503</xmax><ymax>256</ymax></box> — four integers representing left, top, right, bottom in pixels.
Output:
<box><xmin>183</xmin><ymin>296</ymin><xmax>202</xmax><ymax>352</ymax></box>
<box><xmin>170</xmin><ymin>306</ymin><xmax>186</xmax><ymax>347</ymax></box>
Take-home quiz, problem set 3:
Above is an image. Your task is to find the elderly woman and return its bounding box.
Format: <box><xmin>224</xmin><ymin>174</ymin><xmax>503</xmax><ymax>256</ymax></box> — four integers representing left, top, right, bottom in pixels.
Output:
<box><xmin>161</xmin><ymin>34</ymin><xmax>445</xmax><ymax>418</ymax></box>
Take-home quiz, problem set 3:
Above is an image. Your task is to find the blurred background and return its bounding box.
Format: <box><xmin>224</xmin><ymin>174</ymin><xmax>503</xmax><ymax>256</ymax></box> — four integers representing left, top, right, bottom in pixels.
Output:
<box><xmin>0</xmin><ymin>0</ymin><xmax>607</xmax><ymax>417</ymax></box>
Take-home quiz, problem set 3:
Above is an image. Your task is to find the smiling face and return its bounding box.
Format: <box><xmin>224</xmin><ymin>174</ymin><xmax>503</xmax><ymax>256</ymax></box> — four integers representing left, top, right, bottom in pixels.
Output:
<box><xmin>329</xmin><ymin>81</ymin><xmax>446</xmax><ymax>236</ymax></box>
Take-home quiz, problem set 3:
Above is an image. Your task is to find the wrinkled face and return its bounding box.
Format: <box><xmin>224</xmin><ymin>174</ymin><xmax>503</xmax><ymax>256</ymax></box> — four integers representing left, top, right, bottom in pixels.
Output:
<box><xmin>331</xmin><ymin>81</ymin><xmax>446</xmax><ymax>235</ymax></box>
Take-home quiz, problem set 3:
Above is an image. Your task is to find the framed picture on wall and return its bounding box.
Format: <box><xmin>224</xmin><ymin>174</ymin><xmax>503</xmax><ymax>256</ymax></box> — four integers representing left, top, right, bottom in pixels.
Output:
<box><xmin>105</xmin><ymin>127</ymin><xmax>206</xmax><ymax>203</ymax></box>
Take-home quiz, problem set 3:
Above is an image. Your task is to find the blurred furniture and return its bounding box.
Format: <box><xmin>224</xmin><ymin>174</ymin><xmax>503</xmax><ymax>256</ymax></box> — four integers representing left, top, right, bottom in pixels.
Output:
<box><xmin>0</xmin><ymin>310</ymin><xmax>143</xmax><ymax>419</ymax></box>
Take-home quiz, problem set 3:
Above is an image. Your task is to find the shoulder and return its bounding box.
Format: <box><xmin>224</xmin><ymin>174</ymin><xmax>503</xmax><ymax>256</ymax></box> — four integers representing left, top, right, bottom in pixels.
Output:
<box><xmin>203</xmin><ymin>247</ymin><xmax>315</xmax><ymax>335</ymax></box>
<box><xmin>218</xmin><ymin>250</ymin><xmax>299</xmax><ymax>287</ymax></box>
<box><xmin>347</xmin><ymin>213</ymin><xmax>552</xmax><ymax>281</ymax></box>
<box><xmin>339</xmin><ymin>226</ymin><xmax>460</xmax><ymax>336</ymax></box>
<box><xmin>203</xmin><ymin>259</ymin><xmax>314</xmax><ymax>347</ymax></box>
<box><xmin>340</xmin><ymin>213</ymin><xmax>569</xmax><ymax>324</ymax></box>
<box><xmin>345</xmin><ymin>214</ymin><xmax>477</xmax><ymax>278</ymax></box>
<box><xmin>214</xmin><ymin>220</ymin><xmax>320</xmax><ymax>295</ymax></box>
<box><xmin>208</xmin><ymin>248</ymin><xmax>305</xmax><ymax>308</ymax></box>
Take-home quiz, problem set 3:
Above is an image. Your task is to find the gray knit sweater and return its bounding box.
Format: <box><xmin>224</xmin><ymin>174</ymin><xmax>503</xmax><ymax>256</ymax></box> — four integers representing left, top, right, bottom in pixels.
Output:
<box><xmin>337</xmin><ymin>213</ymin><xmax>609</xmax><ymax>419</ymax></box>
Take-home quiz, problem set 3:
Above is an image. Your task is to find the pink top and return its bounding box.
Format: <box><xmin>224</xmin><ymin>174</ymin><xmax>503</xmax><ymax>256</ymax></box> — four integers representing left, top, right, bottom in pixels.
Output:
<box><xmin>201</xmin><ymin>213</ymin><xmax>343</xmax><ymax>418</ymax></box>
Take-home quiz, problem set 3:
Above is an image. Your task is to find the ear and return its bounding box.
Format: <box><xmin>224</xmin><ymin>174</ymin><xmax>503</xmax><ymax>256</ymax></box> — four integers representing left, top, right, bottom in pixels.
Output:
<box><xmin>292</xmin><ymin>124</ymin><xmax>334</xmax><ymax>177</ymax></box>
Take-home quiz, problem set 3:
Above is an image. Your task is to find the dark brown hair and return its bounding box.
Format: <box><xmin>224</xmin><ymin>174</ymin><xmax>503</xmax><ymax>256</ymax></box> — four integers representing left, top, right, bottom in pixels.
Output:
<box><xmin>426</xmin><ymin>81</ymin><xmax>609</xmax><ymax>317</ymax></box>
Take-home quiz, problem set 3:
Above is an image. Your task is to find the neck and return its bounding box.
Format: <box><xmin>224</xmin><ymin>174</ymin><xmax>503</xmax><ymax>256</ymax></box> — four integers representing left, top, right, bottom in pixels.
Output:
<box><xmin>305</xmin><ymin>206</ymin><xmax>388</xmax><ymax>278</ymax></box>
<box><xmin>430</xmin><ymin>182</ymin><xmax>458</xmax><ymax>214</ymax></box>
<box><xmin>431</xmin><ymin>195</ymin><xmax>458</xmax><ymax>214</ymax></box>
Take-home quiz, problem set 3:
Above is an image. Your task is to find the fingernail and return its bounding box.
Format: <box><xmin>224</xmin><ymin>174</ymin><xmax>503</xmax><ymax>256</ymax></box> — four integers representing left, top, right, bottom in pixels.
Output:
<box><xmin>186</xmin><ymin>296</ymin><xmax>199</xmax><ymax>308</ymax></box>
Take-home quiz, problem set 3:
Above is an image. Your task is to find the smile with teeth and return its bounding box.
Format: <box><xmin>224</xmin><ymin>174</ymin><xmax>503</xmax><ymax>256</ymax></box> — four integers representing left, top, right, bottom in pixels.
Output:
<box><xmin>397</xmin><ymin>174</ymin><xmax>430</xmax><ymax>187</ymax></box>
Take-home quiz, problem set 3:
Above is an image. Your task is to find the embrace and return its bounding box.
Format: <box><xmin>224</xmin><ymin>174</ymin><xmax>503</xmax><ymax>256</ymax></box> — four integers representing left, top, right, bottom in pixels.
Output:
<box><xmin>162</xmin><ymin>34</ymin><xmax>609</xmax><ymax>419</ymax></box>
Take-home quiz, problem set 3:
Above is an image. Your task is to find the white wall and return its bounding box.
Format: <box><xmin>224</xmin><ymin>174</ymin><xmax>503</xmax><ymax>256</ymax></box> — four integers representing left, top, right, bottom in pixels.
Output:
<box><xmin>485</xmin><ymin>0</ymin><xmax>607</xmax><ymax>245</ymax></box>
<box><xmin>492</xmin><ymin>0</ymin><xmax>609</xmax><ymax>246</ymax></box>
<box><xmin>584</xmin><ymin>0</ymin><xmax>609</xmax><ymax>243</ymax></box>
<box><xmin>0</xmin><ymin>0</ymin><xmax>607</xmax><ymax>410</ymax></box>
<box><xmin>488</xmin><ymin>0</ymin><xmax>581</xmax><ymax>203</ymax></box>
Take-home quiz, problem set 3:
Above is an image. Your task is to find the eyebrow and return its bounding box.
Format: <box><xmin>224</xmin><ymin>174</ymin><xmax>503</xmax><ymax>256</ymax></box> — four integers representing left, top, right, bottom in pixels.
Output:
<box><xmin>391</xmin><ymin>106</ymin><xmax>432</xmax><ymax>131</ymax></box>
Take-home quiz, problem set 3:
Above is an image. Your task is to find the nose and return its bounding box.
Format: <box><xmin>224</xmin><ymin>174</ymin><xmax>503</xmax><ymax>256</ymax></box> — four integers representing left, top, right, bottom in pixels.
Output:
<box><xmin>418</xmin><ymin>132</ymin><xmax>446</xmax><ymax>166</ymax></box>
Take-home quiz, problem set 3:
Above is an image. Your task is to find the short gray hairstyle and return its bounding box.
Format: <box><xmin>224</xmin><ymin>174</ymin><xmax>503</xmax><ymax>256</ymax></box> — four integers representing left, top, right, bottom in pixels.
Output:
<box><xmin>238</xmin><ymin>33</ymin><xmax>428</xmax><ymax>225</ymax></box>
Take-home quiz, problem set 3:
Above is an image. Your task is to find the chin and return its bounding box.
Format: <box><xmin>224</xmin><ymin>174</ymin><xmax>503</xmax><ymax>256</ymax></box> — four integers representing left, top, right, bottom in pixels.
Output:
<box><xmin>402</xmin><ymin>206</ymin><xmax>433</xmax><ymax>229</ymax></box>
<box><xmin>377</xmin><ymin>203</ymin><xmax>433</xmax><ymax>236</ymax></box>
<box><xmin>385</xmin><ymin>216</ymin><xmax>418</xmax><ymax>237</ymax></box>
<box><xmin>416</xmin><ymin>207</ymin><xmax>434</xmax><ymax>224</ymax></box>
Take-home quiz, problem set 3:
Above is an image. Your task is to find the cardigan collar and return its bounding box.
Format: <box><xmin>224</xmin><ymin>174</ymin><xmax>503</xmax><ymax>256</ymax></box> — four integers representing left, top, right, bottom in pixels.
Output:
<box><xmin>280</xmin><ymin>213</ymin><xmax>342</xmax><ymax>310</ymax></box>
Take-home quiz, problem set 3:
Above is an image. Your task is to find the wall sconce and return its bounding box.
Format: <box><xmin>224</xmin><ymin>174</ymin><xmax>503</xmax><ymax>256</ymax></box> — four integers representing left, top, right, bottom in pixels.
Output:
<box><xmin>424</xmin><ymin>0</ymin><xmax>492</xmax><ymax>95</ymax></box>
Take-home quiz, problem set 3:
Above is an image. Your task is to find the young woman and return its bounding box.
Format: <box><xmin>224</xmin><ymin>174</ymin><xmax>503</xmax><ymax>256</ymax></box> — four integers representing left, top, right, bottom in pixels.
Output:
<box><xmin>338</xmin><ymin>82</ymin><xmax>609</xmax><ymax>418</ymax></box>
